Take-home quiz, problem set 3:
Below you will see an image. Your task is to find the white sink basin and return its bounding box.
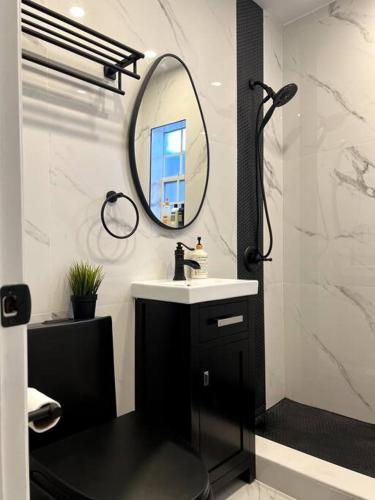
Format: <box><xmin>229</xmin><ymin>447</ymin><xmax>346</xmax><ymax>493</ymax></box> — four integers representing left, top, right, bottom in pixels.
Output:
<box><xmin>131</xmin><ymin>278</ymin><xmax>258</xmax><ymax>304</ymax></box>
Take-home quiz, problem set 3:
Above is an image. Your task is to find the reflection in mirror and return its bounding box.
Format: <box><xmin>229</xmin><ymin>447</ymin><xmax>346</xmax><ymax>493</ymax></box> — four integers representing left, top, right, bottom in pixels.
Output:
<box><xmin>130</xmin><ymin>54</ymin><xmax>209</xmax><ymax>229</ymax></box>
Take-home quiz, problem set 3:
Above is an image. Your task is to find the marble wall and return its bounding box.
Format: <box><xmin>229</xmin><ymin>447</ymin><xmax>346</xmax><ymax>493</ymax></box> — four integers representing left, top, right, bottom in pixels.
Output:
<box><xmin>263</xmin><ymin>12</ymin><xmax>286</xmax><ymax>409</ymax></box>
<box><xmin>283</xmin><ymin>0</ymin><xmax>375</xmax><ymax>423</ymax></box>
<box><xmin>21</xmin><ymin>0</ymin><xmax>237</xmax><ymax>416</ymax></box>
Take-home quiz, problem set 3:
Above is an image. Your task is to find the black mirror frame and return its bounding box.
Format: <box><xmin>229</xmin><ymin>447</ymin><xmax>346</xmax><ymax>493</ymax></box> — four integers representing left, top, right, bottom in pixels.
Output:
<box><xmin>129</xmin><ymin>53</ymin><xmax>210</xmax><ymax>231</ymax></box>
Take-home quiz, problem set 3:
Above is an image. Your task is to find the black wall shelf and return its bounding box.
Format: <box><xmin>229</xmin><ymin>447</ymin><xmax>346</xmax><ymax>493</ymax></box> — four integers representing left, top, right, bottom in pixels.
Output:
<box><xmin>21</xmin><ymin>0</ymin><xmax>144</xmax><ymax>95</ymax></box>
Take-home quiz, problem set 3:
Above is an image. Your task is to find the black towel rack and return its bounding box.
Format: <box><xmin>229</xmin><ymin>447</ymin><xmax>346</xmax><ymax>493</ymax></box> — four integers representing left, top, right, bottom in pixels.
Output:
<box><xmin>21</xmin><ymin>0</ymin><xmax>144</xmax><ymax>95</ymax></box>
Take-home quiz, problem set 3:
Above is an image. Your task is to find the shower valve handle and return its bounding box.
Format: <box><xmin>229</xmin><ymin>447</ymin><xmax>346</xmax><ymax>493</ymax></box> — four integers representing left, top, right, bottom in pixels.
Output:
<box><xmin>244</xmin><ymin>246</ymin><xmax>272</xmax><ymax>270</ymax></box>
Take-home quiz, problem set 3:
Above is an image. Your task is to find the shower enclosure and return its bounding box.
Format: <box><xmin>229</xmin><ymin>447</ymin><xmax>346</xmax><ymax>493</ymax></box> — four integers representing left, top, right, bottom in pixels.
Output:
<box><xmin>259</xmin><ymin>0</ymin><xmax>375</xmax><ymax>480</ymax></box>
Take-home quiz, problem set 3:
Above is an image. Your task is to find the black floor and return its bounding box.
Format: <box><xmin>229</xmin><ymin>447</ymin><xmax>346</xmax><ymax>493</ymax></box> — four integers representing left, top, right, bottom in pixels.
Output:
<box><xmin>256</xmin><ymin>398</ymin><xmax>375</xmax><ymax>479</ymax></box>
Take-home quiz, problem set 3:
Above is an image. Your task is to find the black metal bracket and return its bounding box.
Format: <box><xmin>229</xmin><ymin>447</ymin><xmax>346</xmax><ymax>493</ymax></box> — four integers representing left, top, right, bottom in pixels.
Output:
<box><xmin>104</xmin><ymin>55</ymin><xmax>138</xmax><ymax>81</ymax></box>
<box><xmin>28</xmin><ymin>403</ymin><xmax>62</xmax><ymax>424</ymax></box>
<box><xmin>105</xmin><ymin>191</ymin><xmax>119</xmax><ymax>203</ymax></box>
<box><xmin>21</xmin><ymin>0</ymin><xmax>144</xmax><ymax>96</ymax></box>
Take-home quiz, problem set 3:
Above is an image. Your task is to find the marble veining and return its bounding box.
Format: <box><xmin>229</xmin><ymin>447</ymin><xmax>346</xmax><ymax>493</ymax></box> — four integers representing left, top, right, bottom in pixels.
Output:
<box><xmin>293</xmin><ymin>225</ymin><xmax>327</xmax><ymax>240</ymax></box>
<box><xmin>155</xmin><ymin>0</ymin><xmax>192</xmax><ymax>57</ymax></box>
<box><xmin>107</xmin><ymin>0</ymin><xmax>147</xmax><ymax>47</ymax></box>
<box><xmin>306</xmin><ymin>74</ymin><xmax>366</xmax><ymax>122</ymax></box>
<box><xmin>328</xmin><ymin>1</ymin><xmax>373</xmax><ymax>43</ymax></box>
<box><xmin>264</xmin><ymin>159</ymin><xmax>282</xmax><ymax>198</ymax></box>
<box><xmin>50</xmin><ymin>165</ymin><xmax>91</xmax><ymax>198</ymax></box>
<box><xmin>284</xmin><ymin>0</ymin><xmax>375</xmax><ymax>424</ymax></box>
<box><xmin>206</xmin><ymin>2</ymin><xmax>234</xmax><ymax>47</ymax></box>
<box><xmin>334</xmin><ymin>285</ymin><xmax>375</xmax><ymax>336</ymax></box>
<box><xmin>266</xmin><ymin>121</ymin><xmax>283</xmax><ymax>156</ymax></box>
<box><xmin>204</xmin><ymin>200</ymin><xmax>236</xmax><ymax>262</ymax></box>
<box><xmin>25</xmin><ymin>219</ymin><xmax>50</xmax><ymax>246</ymax></box>
<box><xmin>334</xmin><ymin>146</ymin><xmax>375</xmax><ymax>199</ymax></box>
<box><xmin>273</xmin><ymin>49</ymin><xmax>282</xmax><ymax>71</ymax></box>
<box><xmin>216</xmin><ymin>479</ymin><xmax>295</xmax><ymax>500</ymax></box>
<box><xmin>295</xmin><ymin>307</ymin><xmax>373</xmax><ymax>413</ymax></box>
<box><xmin>334</xmin><ymin>227</ymin><xmax>375</xmax><ymax>243</ymax></box>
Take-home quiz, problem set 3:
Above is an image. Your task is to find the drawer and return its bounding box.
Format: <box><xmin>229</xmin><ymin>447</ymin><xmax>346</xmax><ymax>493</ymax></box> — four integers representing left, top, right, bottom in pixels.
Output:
<box><xmin>199</xmin><ymin>300</ymin><xmax>248</xmax><ymax>342</ymax></box>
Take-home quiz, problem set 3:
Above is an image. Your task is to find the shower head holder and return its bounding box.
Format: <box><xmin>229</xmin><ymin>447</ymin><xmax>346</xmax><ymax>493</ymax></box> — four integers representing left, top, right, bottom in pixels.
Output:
<box><xmin>250</xmin><ymin>80</ymin><xmax>298</xmax><ymax>108</ymax></box>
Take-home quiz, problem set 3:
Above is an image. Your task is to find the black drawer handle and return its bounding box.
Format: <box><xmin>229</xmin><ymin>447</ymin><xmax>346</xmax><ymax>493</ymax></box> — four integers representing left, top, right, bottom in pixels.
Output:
<box><xmin>216</xmin><ymin>315</ymin><xmax>244</xmax><ymax>328</ymax></box>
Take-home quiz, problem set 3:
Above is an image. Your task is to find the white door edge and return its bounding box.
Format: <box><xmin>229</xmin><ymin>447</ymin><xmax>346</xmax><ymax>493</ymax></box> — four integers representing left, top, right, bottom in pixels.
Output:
<box><xmin>0</xmin><ymin>0</ymin><xmax>29</xmax><ymax>499</ymax></box>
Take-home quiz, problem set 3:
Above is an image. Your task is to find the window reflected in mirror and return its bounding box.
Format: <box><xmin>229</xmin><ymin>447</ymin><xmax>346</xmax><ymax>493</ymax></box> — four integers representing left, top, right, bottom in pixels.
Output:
<box><xmin>150</xmin><ymin>120</ymin><xmax>186</xmax><ymax>226</ymax></box>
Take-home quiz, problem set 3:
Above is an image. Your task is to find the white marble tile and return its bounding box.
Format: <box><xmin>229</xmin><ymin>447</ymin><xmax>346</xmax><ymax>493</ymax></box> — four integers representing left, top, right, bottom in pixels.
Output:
<box><xmin>284</xmin><ymin>282</ymin><xmax>375</xmax><ymax>423</ymax></box>
<box><xmin>284</xmin><ymin>144</ymin><xmax>375</xmax><ymax>287</ymax></box>
<box><xmin>215</xmin><ymin>479</ymin><xmax>295</xmax><ymax>500</ymax></box>
<box><xmin>264</xmin><ymin>11</ymin><xmax>284</xmax><ymax>288</ymax></box>
<box><xmin>22</xmin><ymin>0</ymin><xmax>237</xmax><ymax>414</ymax></box>
<box><xmin>283</xmin><ymin>0</ymin><xmax>375</xmax><ymax>424</ymax></box>
<box><xmin>264</xmin><ymin>283</ymin><xmax>285</xmax><ymax>409</ymax></box>
<box><xmin>284</xmin><ymin>1</ymin><xmax>375</xmax><ymax>158</ymax></box>
<box><xmin>263</xmin><ymin>11</ymin><xmax>285</xmax><ymax>409</ymax></box>
<box><xmin>22</xmin><ymin>121</ymin><xmax>52</xmax><ymax>316</ymax></box>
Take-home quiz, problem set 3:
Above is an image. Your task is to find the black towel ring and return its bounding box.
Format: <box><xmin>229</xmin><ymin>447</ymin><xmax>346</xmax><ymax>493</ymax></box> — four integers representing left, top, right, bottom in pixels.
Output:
<box><xmin>101</xmin><ymin>191</ymin><xmax>139</xmax><ymax>239</ymax></box>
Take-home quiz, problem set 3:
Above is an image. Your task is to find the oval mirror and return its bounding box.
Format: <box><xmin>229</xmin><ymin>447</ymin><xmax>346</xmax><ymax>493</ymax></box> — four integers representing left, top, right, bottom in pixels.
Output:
<box><xmin>129</xmin><ymin>54</ymin><xmax>209</xmax><ymax>229</ymax></box>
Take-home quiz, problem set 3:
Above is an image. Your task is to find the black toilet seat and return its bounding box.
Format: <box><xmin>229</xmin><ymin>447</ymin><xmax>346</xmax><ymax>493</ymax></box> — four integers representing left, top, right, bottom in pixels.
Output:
<box><xmin>30</xmin><ymin>412</ymin><xmax>211</xmax><ymax>500</ymax></box>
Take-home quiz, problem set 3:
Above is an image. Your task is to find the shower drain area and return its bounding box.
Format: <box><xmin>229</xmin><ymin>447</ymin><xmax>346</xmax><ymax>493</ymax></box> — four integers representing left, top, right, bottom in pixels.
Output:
<box><xmin>256</xmin><ymin>398</ymin><xmax>375</xmax><ymax>479</ymax></box>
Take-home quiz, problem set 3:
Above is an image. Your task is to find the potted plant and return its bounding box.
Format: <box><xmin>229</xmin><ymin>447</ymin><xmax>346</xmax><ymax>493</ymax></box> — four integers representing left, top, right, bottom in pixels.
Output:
<box><xmin>68</xmin><ymin>261</ymin><xmax>104</xmax><ymax>321</ymax></box>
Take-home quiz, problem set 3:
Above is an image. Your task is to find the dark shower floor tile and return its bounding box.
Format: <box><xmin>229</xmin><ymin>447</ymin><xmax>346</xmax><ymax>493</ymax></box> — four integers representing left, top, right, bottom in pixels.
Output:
<box><xmin>256</xmin><ymin>398</ymin><xmax>375</xmax><ymax>479</ymax></box>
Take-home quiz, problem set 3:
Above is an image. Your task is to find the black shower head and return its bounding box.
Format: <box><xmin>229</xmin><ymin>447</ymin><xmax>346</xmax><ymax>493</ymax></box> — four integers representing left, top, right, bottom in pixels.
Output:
<box><xmin>250</xmin><ymin>80</ymin><xmax>298</xmax><ymax>133</ymax></box>
<box><xmin>250</xmin><ymin>80</ymin><xmax>298</xmax><ymax>107</ymax></box>
<box><xmin>273</xmin><ymin>83</ymin><xmax>298</xmax><ymax>107</ymax></box>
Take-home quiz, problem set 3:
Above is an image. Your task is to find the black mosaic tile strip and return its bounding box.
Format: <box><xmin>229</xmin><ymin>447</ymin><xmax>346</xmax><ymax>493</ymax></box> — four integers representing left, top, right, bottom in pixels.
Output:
<box><xmin>237</xmin><ymin>0</ymin><xmax>265</xmax><ymax>419</ymax></box>
<box><xmin>257</xmin><ymin>398</ymin><xmax>375</xmax><ymax>478</ymax></box>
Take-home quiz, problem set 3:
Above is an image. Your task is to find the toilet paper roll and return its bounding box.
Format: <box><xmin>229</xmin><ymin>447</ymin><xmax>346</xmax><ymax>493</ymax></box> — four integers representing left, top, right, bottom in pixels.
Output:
<box><xmin>28</xmin><ymin>388</ymin><xmax>61</xmax><ymax>433</ymax></box>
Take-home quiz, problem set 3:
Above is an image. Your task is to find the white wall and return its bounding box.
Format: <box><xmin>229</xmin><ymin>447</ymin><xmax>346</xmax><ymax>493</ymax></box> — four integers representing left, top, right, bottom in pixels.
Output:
<box><xmin>22</xmin><ymin>0</ymin><xmax>237</xmax><ymax>416</ymax></box>
<box><xmin>263</xmin><ymin>12</ymin><xmax>286</xmax><ymax>409</ymax></box>
<box><xmin>283</xmin><ymin>0</ymin><xmax>375</xmax><ymax>423</ymax></box>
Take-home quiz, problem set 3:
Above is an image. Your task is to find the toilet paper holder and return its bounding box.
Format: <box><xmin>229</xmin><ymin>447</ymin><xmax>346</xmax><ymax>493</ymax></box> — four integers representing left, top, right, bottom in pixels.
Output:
<box><xmin>28</xmin><ymin>403</ymin><xmax>62</xmax><ymax>424</ymax></box>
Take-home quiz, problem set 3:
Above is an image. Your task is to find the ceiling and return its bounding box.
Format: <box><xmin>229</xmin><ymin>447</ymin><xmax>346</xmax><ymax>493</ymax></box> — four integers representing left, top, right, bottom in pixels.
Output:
<box><xmin>254</xmin><ymin>0</ymin><xmax>331</xmax><ymax>25</ymax></box>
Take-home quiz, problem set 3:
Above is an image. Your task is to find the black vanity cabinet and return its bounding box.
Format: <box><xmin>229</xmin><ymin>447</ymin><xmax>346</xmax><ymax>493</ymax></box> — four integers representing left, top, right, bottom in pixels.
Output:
<box><xmin>135</xmin><ymin>296</ymin><xmax>255</xmax><ymax>490</ymax></box>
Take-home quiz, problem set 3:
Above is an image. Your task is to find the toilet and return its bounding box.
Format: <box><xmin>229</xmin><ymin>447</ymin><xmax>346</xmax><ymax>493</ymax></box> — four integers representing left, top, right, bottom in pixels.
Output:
<box><xmin>28</xmin><ymin>317</ymin><xmax>212</xmax><ymax>500</ymax></box>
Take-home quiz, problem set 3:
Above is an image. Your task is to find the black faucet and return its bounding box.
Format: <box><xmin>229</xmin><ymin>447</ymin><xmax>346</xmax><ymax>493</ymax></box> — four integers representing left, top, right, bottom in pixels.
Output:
<box><xmin>173</xmin><ymin>242</ymin><xmax>201</xmax><ymax>281</ymax></box>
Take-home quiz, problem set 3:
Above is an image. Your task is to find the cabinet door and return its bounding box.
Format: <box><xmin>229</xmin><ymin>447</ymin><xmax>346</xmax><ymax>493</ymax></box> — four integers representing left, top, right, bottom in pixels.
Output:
<box><xmin>196</xmin><ymin>339</ymin><xmax>251</xmax><ymax>476</ymax></box>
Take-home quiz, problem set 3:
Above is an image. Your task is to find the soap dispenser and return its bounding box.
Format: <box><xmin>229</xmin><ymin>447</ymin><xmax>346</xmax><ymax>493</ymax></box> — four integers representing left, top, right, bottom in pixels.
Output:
<box><xmin>190</xmin><ymin>237</ymin><xmax>208</xmax><ymax>279</ymax></box>
<box><xmin>170</xmin><ymin>204</ymin><xmax>179</xmax><ymax>228</ymax></box>
<box><xmin>162</xmin><ymin>199</ymin><xmax>170</xmax><ymax>225</ymax></box>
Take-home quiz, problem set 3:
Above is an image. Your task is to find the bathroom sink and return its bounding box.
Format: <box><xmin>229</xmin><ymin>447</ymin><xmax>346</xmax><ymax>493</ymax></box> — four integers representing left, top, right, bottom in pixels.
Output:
<box><xmin>131</xmin><ymin>278</ymin><xmax>258</xmax><ymax>304</ymax></box>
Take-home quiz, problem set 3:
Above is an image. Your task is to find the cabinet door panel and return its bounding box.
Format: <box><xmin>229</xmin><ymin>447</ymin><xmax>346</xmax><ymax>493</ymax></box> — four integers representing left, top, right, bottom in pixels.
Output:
<box><xmin>197</xmin><ymin>340</ymin><xmax>250</xmax><ymax>472</ymax></box>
